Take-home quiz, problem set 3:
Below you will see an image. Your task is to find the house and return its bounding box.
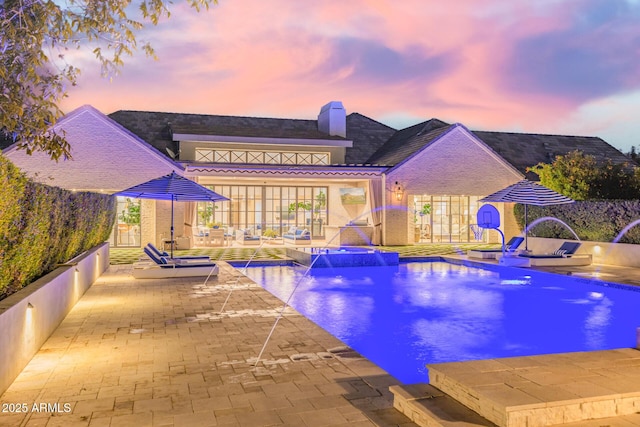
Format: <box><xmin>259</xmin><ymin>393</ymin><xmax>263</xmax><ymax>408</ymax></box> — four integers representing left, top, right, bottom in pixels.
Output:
<box><xmin>2</xmin><ymin>102</ymin><xmax>630</xmax><ymax>247</ymax></box>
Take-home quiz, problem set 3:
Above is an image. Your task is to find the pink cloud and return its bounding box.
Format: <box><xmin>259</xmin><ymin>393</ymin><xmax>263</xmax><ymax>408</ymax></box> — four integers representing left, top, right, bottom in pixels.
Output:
<box><xmin>60</xmin><ymin>0</ymin><xmax>640</xmax><ymax>151</ymax></box>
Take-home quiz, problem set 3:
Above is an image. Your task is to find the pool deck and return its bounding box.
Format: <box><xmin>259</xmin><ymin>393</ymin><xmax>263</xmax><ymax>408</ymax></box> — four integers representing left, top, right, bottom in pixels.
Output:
<box><xmin>447</xmin><ymin>253</ymin><xmax>640</xmax><ymax>288</ymax></box>
<box><xmin>0</xmin><ymin>263</ymin><xmax>415</xmax><ymax>427</ymax></box>
<box><xmin>2</xmin><ymin>256</ymin><xmax>640</xmax><ymax>426</ymax></box>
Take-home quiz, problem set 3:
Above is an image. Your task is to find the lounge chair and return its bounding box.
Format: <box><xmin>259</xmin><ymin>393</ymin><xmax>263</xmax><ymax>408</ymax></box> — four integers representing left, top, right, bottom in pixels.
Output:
<box><xmin>146</xmin><ymin>243</ymin><xmax>210</xmax><ymax>260</ymax></box>
<box><xmin>501</xmin><ymin>241</ymin><xmax>592</xmax><ymax>267</ymax></box>
<box><xmin>133</xmin><ymin>247</ymin><xmax>219</xmax><ymax>279</ymax></box>
<box><xmin>467</xmin><ymin>236</ymin><xmax>524</xmax><ymax>259</ymax></box>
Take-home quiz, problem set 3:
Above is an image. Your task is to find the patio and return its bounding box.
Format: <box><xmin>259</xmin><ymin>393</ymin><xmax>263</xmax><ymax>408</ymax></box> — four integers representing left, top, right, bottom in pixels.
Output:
<box><xmin>3</xmin><ymin>246</ymin><xmax>640</xmax><ymax>426</ymax></box>
<box><xmin>0</xmin><ymin>262</ymin><xmax>414</xmax><ymax>427</ymax></box>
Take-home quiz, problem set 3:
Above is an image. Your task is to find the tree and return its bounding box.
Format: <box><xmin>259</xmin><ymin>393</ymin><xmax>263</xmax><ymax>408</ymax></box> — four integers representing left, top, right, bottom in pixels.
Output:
<box><xmin>529</xmin><ymin>150</ymin><xmax>640</xmax><ymax>200</ymax></box>
<box><xmin>528</xmin><ymin>150</ymin><xmax>598</xmax><ymax>200</ymax></box>
<box><xmin>1</xmin><ymin>0</ymin><xmax>215</xmax><ymax>160</ymax></box>
<box><xmin>627</xmin><ymin>146</ymin><xmax>640</xmax><ymax>165</ymax></box>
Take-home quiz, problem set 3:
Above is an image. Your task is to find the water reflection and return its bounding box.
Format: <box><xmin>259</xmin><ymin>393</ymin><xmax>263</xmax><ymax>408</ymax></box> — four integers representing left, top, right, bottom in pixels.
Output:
<box><xmin>245</xmin><ymin>262</ymin><xmax>640</xmax><ymax>384</ymax></box>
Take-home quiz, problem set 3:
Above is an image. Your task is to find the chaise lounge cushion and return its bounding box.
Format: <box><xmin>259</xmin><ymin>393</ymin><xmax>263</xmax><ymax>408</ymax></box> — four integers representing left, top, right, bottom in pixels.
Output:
<box><xmin>146</xmin><ymin>243</ymin><xmax>210</xmax><ymax>260</ymax></box>
<box><xmin>519</xmin><ymin>242</ymin><xmax>581</xmax><ymax>258</ymax></box>
<box><xmin>283</xmin><ymin>228</ymin><xmax>311</xmax><ymax>240</ymax></box>
<box><xmin>236</xmin><ymin>229</ymin><xmax>261</xmax><ymax>245</ymax></box>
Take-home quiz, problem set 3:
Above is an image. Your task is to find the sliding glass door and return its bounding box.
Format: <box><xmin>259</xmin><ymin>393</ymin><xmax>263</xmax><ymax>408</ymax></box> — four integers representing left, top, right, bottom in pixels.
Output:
<box><xmin>413</xmin><ymin>195</ymin><xmax>483</xmax><ymax>243</ymax></box>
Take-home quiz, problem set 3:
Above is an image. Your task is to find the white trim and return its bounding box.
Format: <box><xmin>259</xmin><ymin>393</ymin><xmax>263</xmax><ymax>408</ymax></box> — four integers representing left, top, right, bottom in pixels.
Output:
<box><xmin>183</xmin><ymin>163</ymin><xmax>386</xmax><ymax>179</ymax></box>
<box><xmin>173</xmin><ymin>133</ymin><xmax>353</xmax><ymax>148</ymax></box>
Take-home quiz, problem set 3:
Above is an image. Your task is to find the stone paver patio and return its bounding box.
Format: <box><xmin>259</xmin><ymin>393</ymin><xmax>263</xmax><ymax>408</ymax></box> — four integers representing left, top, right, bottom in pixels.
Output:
<box><xmin>3</xmin><ymin>249</ymin><xmax>640</xmax><ymax>426</ymax></box>
<box><xmin>0</xmin><ymin>263</ymin><xmax>415</xmax><ymax>427</ymax></box>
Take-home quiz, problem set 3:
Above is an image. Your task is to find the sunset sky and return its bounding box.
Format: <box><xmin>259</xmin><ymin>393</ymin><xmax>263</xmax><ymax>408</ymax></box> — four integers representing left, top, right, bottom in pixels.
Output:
<box><xmin>61</xmin><ymin>0</ymin><xmax>640</xmax><ymax>153</ymax></box>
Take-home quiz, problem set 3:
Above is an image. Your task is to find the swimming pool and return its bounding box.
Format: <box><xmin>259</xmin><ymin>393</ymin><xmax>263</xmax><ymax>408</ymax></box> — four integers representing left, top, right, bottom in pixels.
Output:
<box><xmin>244</xmin><ymin>261</ymin><xmax>640</xmax><ymax>384</ymax></box>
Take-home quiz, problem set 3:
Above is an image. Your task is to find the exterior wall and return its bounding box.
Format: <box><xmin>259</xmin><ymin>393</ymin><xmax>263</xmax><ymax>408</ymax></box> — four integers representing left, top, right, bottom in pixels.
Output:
<box><xmin>3</xmin><ymin>105</ymin><xmax>178</xmax><ymax>192</ymax></box>
<box><xmin>140</xmin><ymin>199</ymin><xmax>156</xmax><ymax>248</ymax></box>
<box><xmin>383</xmin><ymin>184</ymin><xmax>410</xmax><ymax>245</ymax></box>
<box><xmin>384</xmin><ymin>126</ymin><xmax>524</xmax><ymax>245</ymax></box>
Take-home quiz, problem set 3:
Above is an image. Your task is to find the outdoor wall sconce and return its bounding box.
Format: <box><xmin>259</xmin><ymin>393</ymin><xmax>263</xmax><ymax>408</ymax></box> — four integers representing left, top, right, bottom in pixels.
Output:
<box><xmin>27</xmin><ymin>302</ymin><xmax>34</xmax><ymax>309</ymax></box>
<box><xmin>394</xmin><ymin>182</ymin><xmax>404</xmax><ymax>201</ymax></box>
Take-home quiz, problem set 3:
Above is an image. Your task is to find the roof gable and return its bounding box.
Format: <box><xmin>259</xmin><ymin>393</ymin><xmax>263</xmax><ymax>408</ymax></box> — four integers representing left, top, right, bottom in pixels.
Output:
<box><xmin>365</xmin><ymin>118</ymin><xmax>451</xmax><ymax>165</ymax></box>
<box><xmin>386</xmin><ymin>124</ymin><xmax>523</xmax><ymax>195</ymax></box>
<box><xmin>3</xmin><ymin>105</ymin><xmax>179</xmax><ymax>191</ymax></box>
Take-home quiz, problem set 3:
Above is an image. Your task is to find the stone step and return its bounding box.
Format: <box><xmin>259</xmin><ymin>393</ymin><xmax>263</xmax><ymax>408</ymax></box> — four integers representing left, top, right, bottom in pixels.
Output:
<box><xmin>427</xmin><ymin>349</ymin><xmax>640</xmax><ymax>427</ymax></box>
<box><xmin>390</xmin><ymin>383</ymin><xmax>497</xmax><ymax>427</ymax></box>
<box><xmin>548</xmin><ymin>413</ymin><xmax>640</xmax><ymax>427</ymax></box>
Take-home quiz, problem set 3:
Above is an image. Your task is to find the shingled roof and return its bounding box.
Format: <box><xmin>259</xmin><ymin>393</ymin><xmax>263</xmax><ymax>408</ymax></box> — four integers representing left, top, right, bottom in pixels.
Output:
<box><xmin>473</xmin><ymin>130</ymin><xmax>631</xmax><ymax>174</ymax></box>
<box><xmin>365</xmin><ymin>118</ymin><xmax>631</xmax><ymax>176</ymax></box>
<box><xmin>365</xmin><ymin>118</ymin><xmax>451</xmax><ymax>165</ymax></box>
<box><xmin>344</xmin><ymin>113</ymin><xmax>397</xmax><ymax>164</ymax></box>
<box><xmin>108</xmin><ymin>110</ymin><xmax>347</xmax><ymax>160</ymax></box>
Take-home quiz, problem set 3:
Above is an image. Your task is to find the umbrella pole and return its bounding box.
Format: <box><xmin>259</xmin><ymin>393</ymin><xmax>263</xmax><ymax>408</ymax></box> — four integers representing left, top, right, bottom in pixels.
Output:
<box><xmin>171</xmin><ymin>198</ymin><xmax>175</xmax><ymax>258</ymax></box>
<box><xmin>524</xmin><ymin>204</ymin><xmax>528</xmax><ymax>251</ymax></box>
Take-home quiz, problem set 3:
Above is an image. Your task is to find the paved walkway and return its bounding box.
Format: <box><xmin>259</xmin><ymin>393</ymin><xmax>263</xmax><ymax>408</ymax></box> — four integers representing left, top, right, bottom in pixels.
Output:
<box><xmin>0</xmin><ymin>263</ymin><xmax>416</xmax><ymax>427</ymax></box>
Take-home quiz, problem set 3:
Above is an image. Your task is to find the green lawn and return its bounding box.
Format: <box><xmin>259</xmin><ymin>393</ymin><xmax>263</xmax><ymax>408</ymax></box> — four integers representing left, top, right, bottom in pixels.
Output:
<box><xmin>110</xmin><ymin>243</ymin><xmax>500</xmax><ymax>265</ymax></box>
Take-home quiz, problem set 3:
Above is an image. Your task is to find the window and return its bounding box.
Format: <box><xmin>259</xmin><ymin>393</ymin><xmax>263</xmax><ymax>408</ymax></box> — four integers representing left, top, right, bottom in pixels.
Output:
<box><xmin>413</xmin><ymin>195</ymin><xmax>482</xmax><ymax>243</ymax></box>
<box><xmin>197</xmin><ymin>185</ymin><xmax>328</xmax><ymax>238</ymax></box>
<box><xmin>110</xmin><ymin>197</ymin><xmax>141</xmax><ymax>247</ymax></box>
<box><xmin>195</xmin><ymin>148</ymin><xmax>330</xmax><ymax>165</ymax></box>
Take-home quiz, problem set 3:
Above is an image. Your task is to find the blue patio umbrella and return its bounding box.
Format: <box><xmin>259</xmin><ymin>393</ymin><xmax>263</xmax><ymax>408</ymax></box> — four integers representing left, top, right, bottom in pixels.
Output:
<box><xmin>114</xmin><ymin>171</ymin><xmax>228</xmax><ymax>257</ymax></box>
<box><xmin>479</xmin><ymin>180</ymin><xmax>574</xmax><ymax>251</ymax></box>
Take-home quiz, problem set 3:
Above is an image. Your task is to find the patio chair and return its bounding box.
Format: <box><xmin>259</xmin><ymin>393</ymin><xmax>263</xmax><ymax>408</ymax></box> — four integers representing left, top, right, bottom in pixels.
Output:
<box><xmin>467</xmin><ymin>236</ymin><xmax>524</xmax><ymax>259</ymax></box>
<box><xmin>508</xmin><ymin>241</ymin><xmax>592</xmax><ymax>267</ymax></box>
<box><xmin>133</xmin><ymin>247</ymin><xmax>219</xmax><ymax>279</ymax></box>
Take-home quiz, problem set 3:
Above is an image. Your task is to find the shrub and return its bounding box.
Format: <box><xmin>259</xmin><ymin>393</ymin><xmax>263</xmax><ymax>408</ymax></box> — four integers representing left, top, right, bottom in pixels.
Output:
<box><xmin>0</xmin><ymin>156</ymin><xmax>115</xmax><ymax>299</ymax></box>
<box><xmin>514</xmin><ymin>201</ymin><xmax>640</xmax><ymax>244</ymax></box>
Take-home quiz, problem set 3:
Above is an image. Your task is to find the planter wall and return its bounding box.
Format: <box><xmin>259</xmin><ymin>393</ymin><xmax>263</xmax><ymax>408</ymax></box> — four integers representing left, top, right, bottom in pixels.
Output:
<box><xmin>0</xmin><ymin>243</ymin><xmax>109</xmax><ymax>396</ymax></box>
<box><xmin>527</xmin><ymin>237</ymin><xmax>640</xmax><ymax>268</ymax></box>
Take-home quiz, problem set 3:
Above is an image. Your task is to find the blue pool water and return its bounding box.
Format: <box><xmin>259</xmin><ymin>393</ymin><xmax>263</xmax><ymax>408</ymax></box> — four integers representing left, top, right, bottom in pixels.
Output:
<box><xmin>244</xmin><ymin>262</ymin><xmax>640</xmax><ymax>384</ymax></box>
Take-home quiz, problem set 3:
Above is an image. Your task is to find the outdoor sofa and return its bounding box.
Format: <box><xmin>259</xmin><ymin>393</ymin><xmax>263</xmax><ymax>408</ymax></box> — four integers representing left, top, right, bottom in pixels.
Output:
<box><xmin>235</xmin><ymin>229</ymin><xmax>261</xmax><ymax>246</ymax></box>
<box><xmin>283</xmin><ymin>227</ymin><xmax>311</xmax><ymax>245</ymax></box>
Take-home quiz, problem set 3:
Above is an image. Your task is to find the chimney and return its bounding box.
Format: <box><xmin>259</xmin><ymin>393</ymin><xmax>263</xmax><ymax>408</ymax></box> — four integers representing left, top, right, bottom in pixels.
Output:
<box><xmin>318</xmin><ymin>101</ymin><xmax>346</xmax><ymax>137</ymax></box>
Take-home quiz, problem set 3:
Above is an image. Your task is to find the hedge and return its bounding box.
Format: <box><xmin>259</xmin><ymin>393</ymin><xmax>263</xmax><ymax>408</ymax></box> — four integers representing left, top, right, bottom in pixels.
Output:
<box><xmin>0</xmin><ymin>155</ymin><xmax>115</xmax><ymax>300</ymax></box>
<box><xmin>514</xmin><ymin>201</ymin><xmax>640</xmax><ymax>244</ymax></box>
